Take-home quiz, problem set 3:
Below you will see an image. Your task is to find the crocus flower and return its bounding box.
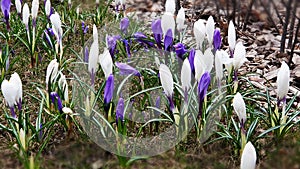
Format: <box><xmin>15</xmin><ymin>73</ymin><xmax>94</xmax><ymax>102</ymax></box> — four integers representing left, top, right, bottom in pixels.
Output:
<box><xmin>45</xmin><ymin>59</ymin><xmax>59</xmax><ymax>87</ymax></box>
<box><xmin>1</xmin><ymin>72</ymin><xmax>22</xmax><ymax>117</ymax></box>
<box><xmin>205</xmin><ymin>16</ymin><xmax>215</xmax><ymax>45</ymax></box>
<box><xmin>161</xmin><ymin>12</ymin><xmax>175</xmax><ymax>36</ymax></box>
<box><xmin>194</xmin><ymin>50</ymin><xmax>204</xmax><ymax>81</ymax></box>
<box><xmin>45</xmin><ymin>0</ymin><xmax>51</xmax><ymax>18</ymax></box>
<box><xmin>213</xmin><ymin>28</ymin><xmax>221</xmax><ymax>51</ymax></box>
<box><xmin>116</xmin><ymin>97</ymin><xmax>125</xmax><ymax>125</ymax></box>
<box><xmin>159</xmin><ymin>64</ymin><xmax>174</xmax><ymax>110</ymax></box>
<box><xmin>104</xmin><ymin>74</ymin><xmax>114</xmax><ymax>105</ymax></box>
<box><xmin>176</xmin><ymin>7</ymin><xmax>185</xmax><ymax>32</ymax></box>
<box><xmin>58</xmin><ymin>73</ymin><xmax>69</xmax><ymax>102</ymax></box>
<box><xmin>188</xmin><ymin>48</ymin><xmax>195</xmax><ymax>74</ymax></box>
<box><xmin>81</xmin><ymin>21</ymin><xmax>88</xmax><ymax>34</ymax></box>
<box><xmin>92</xmin><ymin>24</ymin><xmax>98</xmax><ymax>42</ymax></box>
<box><xmin>165</xmin><ymin>0</ymin><xmax>175</xmax><ymax>14</ymax></box>
<box><xmin>115</xmin><ymin>0</ymin><xmax>126</xmax><ymax>11</ymax></box>
<box><xmin>134</xmin><ymin>32</ymin><xmax>154</xmax><ymax>47</ymax></box>
<box><xmin>174</xmin><ymin>43</ymin><xmax>187</xmax><ymax>59</ymax></box>
<box><xmin>202</xmin><ymin>48</ymin><xmax>214</xmax><ymax>73</ymax></box>
<box><xmin>197</xmin><ymin>72</ymin><xmax>210</xmax><ymax>117</ymax></box>
<box><xmin>115</xmin><ymin>62</ymin><xmax>140</xmax><ymax>76</ymax></box>
<box><xmin>44</xmin><ymin>29</ymin><xmax>53</xmax><ymax>48</ymax></box>
<box><xmin>106</xmin><ymin>35</ymin><xmax>120</xmax><ymax>57</ymax></box>
<box><xmin>233</xmin><ymin>42</ymin><xmax>246</xmax><ymax>71</ymax></box>
<box><xmin>151</xmin><ymin>19</ymin><xmax>163</xmax><ymax>49</ymax></box>
<box><xmin>215</xmin><ymin>50</ymin><xmax>224</xmax><ymax>85</ymax></box>
<box><xmin>1</xmin><ymin>0</ymin><xmax>11</xmax><ymax>30</ymax></box>
<box><xmin>50</xmin><ymin>92</ymin><xmax>63</xmax><ymax>112</ymax></box>
<box><xmin>31</xmin><ymin>0</ymin><xmax>39</xmax><ymax>27</ymax></box>
<box><xmin>120</xmin><ymin>17</ymin><xmax>129</xmax><ymax>34</ymax></box>
<box><xmin>194</xmin><ymin>19</ymin><xmax>206</xmax><ymax>50</ymax></box>
<box><xmin>99</xmin><ymin>48</ymin><xmax>113</xmax><ymax>79</ymax></box>
<box><xmin>19</xmin><ymin>128</ymin><xmax>26</xmax><ymax>150</ymax></box>
<box><xmin>232</xmin><ymin>92</ymin><xmax>246</xmax><ymax>127</ymax></box>
<box><xmin>22</xmin><ymin>3</ymin><xmax>30</xmax><ymax>29</ymax></box>
<box><xmin>228</xmin><ymin>20</ymin><xmax>236</xmax><ymax>56</ymax></box>
<box><xmin>50</xmin><ymin>12</ymin><xmax>63</xmax><ymax>44</ymax></box>
<box><xmin>123</xmin><ymin>39</ymin><xmax>131</xmax><ymax>58</ymax></box>
<box><xmin>15</xmin><ymin>0</ymin><xmax>22</xmax><ymax>16</ymax></box>
<box><xmin>277</xmin><ymin>61</ymin><xmax>290</xmax><ymax>102</ymax></box>
<box><xmin>181</xmin><ymin>58</ymin><xmax>191</xmax><ymax>102</ymax></box>
<box><xmin>88</xmin><ymin>40</ymin><xmax>99</xmax><ymax>86</ymax></box>
<box><xmin>164</xmin><ymin>29</ymin><xmax>173</xmax><ymax>51</ymax></box>
<box><xmin>241</xmin><ymin>142</ymin><xmax>257</xmax><ymax>169</ymax></box>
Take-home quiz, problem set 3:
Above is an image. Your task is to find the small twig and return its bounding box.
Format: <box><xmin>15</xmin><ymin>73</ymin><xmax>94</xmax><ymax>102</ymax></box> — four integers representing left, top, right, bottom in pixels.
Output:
<box><xmin>242</xmin><ymin>0</ymin><xmax>256</xmax><ymax>31</ymax></box>
<box><xmin>288</xmin><ymin>18</ymin><xmax>300</xmax><ymax>66</ymax></box>
<box><xmin>287</xmin><ymin>0</ymin><xmax>298</xmax><ymax>48</ymax></box>
<box><xmin>280</xmin><ymin>0</ymin><xmax>293</xmax><ymax>53</ymax></box>
<box><xmin>232</xmin><ymin>0</ymin><xmax>236</xmax><ymax>24</ymax></box>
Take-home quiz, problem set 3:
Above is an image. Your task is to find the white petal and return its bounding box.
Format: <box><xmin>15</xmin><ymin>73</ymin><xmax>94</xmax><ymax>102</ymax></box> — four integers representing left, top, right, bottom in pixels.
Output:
<box><xmin>19</xmin><ymin>128</ymin><xmax>26</xmax><ymax>150</ymax></box>
<box><xmin>277</xmin><ymin>61</ymin><xmax>290</xmax><ymax>99</ymax></box>
<box><xmin>165</xmin><ymin>0</ymin><xmax>175</xmax><ymax>14</ymax></box>
<box><xmin>161</xmin><ymin>12</ymin><xmax>175</xmax><ymax>36</ymax></box>
<box><xmin>1</xmin><ymin>79</ymin><xmax>18</xmax><ymax>107</ymax></box>
<box><xmin>228</xmin><ymin>20</ymin><xmax>236</xmax><ymax>51</ymax></box>
<box><xmin>22</xmin><ymin>3</ymin><xmax>30</xmax><ymax>27</ymax></box>
<box><xmin>176</xmin><ymin>7</ymin><xmax>185</xmax><ymax>31</ymax></box>
<box><xmin>193</xmin><ymin>19</ymin><xmax>206</xmax><ymax>49</ymax></box>
<box><xmin>46</xmin><ymin>59</ymin><xmax>59</xmax><ymax>85</ymax></box>
<box><xmin>215</xmin><ymin>50</ymin><xmax>224</xmax><ymax>81</ymax></box>
<box><xmin>233</xmin><ymin>92</ymin><xmax>246</xmax><ymax>124</ymax></box>
<box><xmin>206</xmin><ymin>16</ymin><xmax>215</xmax><ymax>45</ymax></box>
<box><xmin>88</xmin><ymin>41</ymin><xmax>99</xmax><ymax>75</ymax></box>
<box><xmin>203</xmin><ymin>48</ymin><xmax>214</xmax><ymax>72</ymax></box>
<box><xmin>31</xmin><ymin>0</ymin><xmax>39</xmax><ymax>19</ymax></box>
<box><xmin>241</xmin><ymin>142</ymin><xmax>257</xmax><ymax>169</ymax></box>
<box><xmin>159</xmin><ymin>64</ymin><xmax>173</xmax><ymax>97</ymax></box>
<box><xmin>93</xmin><ymin>24</ymin><xmax>98</xmax><ymax>43</ymax></box>
<box><xmin>45</xmin><ymin>0</ymin><xmax>51</xmax><ymax>17</ymax></box>
<box><xmin>10</xmin><ymin>72</ymin><xmax>22</xmax><ymax>103</ymax></box>
<box><xmin>15</xmin><ymin>0</ymin><xmax>22</xmax><ymax>14</ymax></box>
<box><xmin>233</xmin><ymin>42</ymin><xmax>246</xmax><ymax>69</ymax></box>
<box><xmin>181</xmin><ymin>58</ymin><xmax>191</xmax><ymax>92</ymax></box>
<box><xmin>194</xmin><ymin>50</ymin><xmax>204</xmax><ymax>81</ymax></box>
<box><xmin>99</xmin><ymin>48</ymin><xmax>113</xmax><ymax>79</ymax></box>
<box><xmin>50</xmin><ymin>13</ymin><xmax>63</xmax><ymax>39</ymax></box>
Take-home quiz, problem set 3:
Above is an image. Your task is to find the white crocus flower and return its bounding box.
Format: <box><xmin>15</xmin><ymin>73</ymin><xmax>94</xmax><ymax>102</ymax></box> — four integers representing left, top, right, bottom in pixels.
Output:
<box><xmin>93</xmin><ymin>24</ymin><xmax>98</xmax><ymax>43</ymax></box>
<box><xmin>277</xmin><ymin>61</ymin><xmax>290</xmax><ymax>100</ymax></box>
<box><xmin>45</xmin><ymin>0</ymin><xmax>51</xmax><ymax>17</ymax></box>
<box><xmin>22</xmin><ymin>3</ymin><xmax>30</xmax><ymax>28</ymax></box>
<box><xmin>233</xmin><ymin>92</ymin><xmax>246</xmax><ymax>125</ymax></box>
<box><xmin>228</xmin><ymin>20</ymin><xmax>236</xmax><ymax>52</ymax></box>
<box><xmin>50</xmin><ymin>13</ymin><xmax>63</xmax><ymax>41</ymax></box>
<box><xmin>215</xmin><ymin>50</ymin><xmax>224</xmax><ymax>81</ymax></box>
<box><xmin>241</xmin><ymin>142</ymin><xmax>257</xmax><ymax>169</ymax></box>
<box><xmin>19</xmin><ymin>128</ymin><xmax>26</xmax><ymax>150</ymax></box>
<box><xmin>15</xmin><ymin>0</ymin><xmax>22</xmax><ymax>14</ymax></box>
<box><xmin>194</xmin><ymin>19</ymin><xmax>206</xmax><ymax>49</ymax></box>
<box><xmin>233</xmin><ymin>42</ymin><xmax>246</xmax><ymax>70</ymax></box>
<box><xmin>68</xmin><ymin>0</ymin><xmax>71</xmax><ymax>6</ymax></box>
<box><xmin>88</xmin><ymin>41</ymin><xmax>99</xmax><ymax>76</ymax></box>
<box><xmin>58</xmin><ymin>73</ymin><xmax>69</xmax><ymax>102</ymax></box>
<box><xmin>31</xmin><ymin>0</ymin><xmax>39</xmax><ymax>20</ymax></box>
<box><xmin>165</xmin><ymin>0</ymin><xmax>175</xmax><ymax>14</ymax></box>
<box><xmin>159</xmin><ymin>64</ymin><xmax>173</xmax><ymax>97</ymax></box>
<box><xmin>1</xmin><ymin>79</ymin><xmax>19</xmax><ymax>108</ymax></box>
<box><xmin>181</xmin><ymin>58</ymin><xmax>191</xmax><ymax>92</ymax></box>
<box><xmin>46</xmin><ymin>59</ymin><xmax>59</xmax><ymax>86</ymax></box>
<box><xmin>99</xmin><ymin>48</ymin><xmax>113</xmax><ymax>79</ymax></box>
<box><xmin>194</xmin><ymin>50</ymin><xmax>205</xmax><ymax>81</ymax></box>
<box><xmin>161</xmin><ymin>12</ymin><xmax>175</xmax><ymax>36</ymax></box>
<box><xmin>10</xmin><ymin>72</ymin><xmax>22</xmax><ymax>104</ymax></box>
<box><xmin>206</xmin><ymin>16</ymin><xmax>215</xmax><ymax>45</ymax></box>
<box><xmin>176</xmin><ymin>7</ymin><xmax>185</xmax><ymax>32</ymax></box>
<box><xmin>203</xmin><ymin>48</ymin><xmax>214</xmax><ymax>72</ymax></box>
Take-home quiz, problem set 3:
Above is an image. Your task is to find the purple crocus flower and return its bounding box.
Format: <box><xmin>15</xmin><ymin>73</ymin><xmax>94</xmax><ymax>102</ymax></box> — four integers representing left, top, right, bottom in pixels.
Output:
<box><xmin>123</xmin><ymin>39</ymin><xmax>131</xmax><ymax>58</ymax></box>
<box><xmin>174</xmin><ymin>43</ymin><xmax>187</xmax><ymax>59</ymax></box>
<box><xmin>84</xmin><ymin>46</ymin><xmax>89</xmax><ymax>63</ymax></box>
<box><xmin>115</xmin><ymin>62</ymin><xmax>140</xmax><ymax>77</ymax></box>
<box><xmin>151</xmin><ymin>19</ymin><xmax>163</xmax><ymax>49</ymax></box>
<box><xmin>213</xmin><ymin>29</ymin><xmax>221</xmax><ymax>51</ymax></box>
<box><xmin>116</xmin><ymin>97</ymin><xmax>125</xmax><ymax>125</ymax></box>
<box><xmin>134</xmin><ymin>32</ymin><xmax>154</xmax><ymax>47</ymax></box>
<box><xmin>188</xmin><ymin>48</ymin><xmax>195</xmax><ymax>74</ymax></box>
<box><xmin>104</xmin><ymin>74</ymin><xmax>114</xmax><ymax>105</ymax></box>
<box><xmin>164</xmin><ymin>29</ymin><xmax>173</xmax><ymax>51</ymax></box>
<box><xmin>50</xmin><ymin>92</ymin><xmax>63</xmax><ymax>112</ymax></box>
<box><xmin>1</xmin><ymin>0</ymin><xmax>11</xmax><ymax>30</ymax></box>
<box><xmin>154</xmin><ymin>96</ymin><xmax>161</xmax><ymax>117</ymax></box>
<box><xmin>197</xmin><ymin>72</ymin><xmax>211</xmax><ymax>117</ymax></box>
<box><xmin>120</xmin><ymin>17</ymin><xmax>129</xmax><ymax>34</ymax></box>
<box><xmin>106</xmin><ymin>35</ymin><xmax>120</xmax><ymax>57</ymax></box>
<box><xmin>81</xmin><ymin>21</ymin><xmax>88</xmax><ymax>34</ymax></box>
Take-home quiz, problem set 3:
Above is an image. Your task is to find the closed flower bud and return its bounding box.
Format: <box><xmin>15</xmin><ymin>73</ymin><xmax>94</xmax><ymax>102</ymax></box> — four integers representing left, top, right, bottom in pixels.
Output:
<box><xmin>233</xmin><ymin>92</ymin><xmax>247</xmax><ymax>125</ymax></box>
<box><xmin>241</xmin><ymin>142</ymin><xmax>257</xmax><ymax>169</ymax></box>
<box><xmin>277</xmin><ymin>61</ymin><xmax>290</xmax><ymax>100</ymax></box>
